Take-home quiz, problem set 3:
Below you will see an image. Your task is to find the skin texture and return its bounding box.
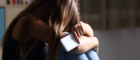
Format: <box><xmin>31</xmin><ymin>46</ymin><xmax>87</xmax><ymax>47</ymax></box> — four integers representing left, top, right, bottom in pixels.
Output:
<box><xmin>12</xmin><ymin>18</ymin><xmax>99</xmax><ymax>54</ymax></box>
<box><xmin>60</xmin><ymin>21</ymin><xmax>99</xmax><ymax>54</ymax></box>
<box><xmin>73</xmin><ymin>22</ymin><xmax>99</xmax><ymax>54</ymax></box>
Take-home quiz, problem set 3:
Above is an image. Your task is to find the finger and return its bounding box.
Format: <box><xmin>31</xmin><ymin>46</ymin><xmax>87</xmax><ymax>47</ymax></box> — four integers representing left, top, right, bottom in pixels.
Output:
<box><xmin>74</xmin><ymin>31</ymin><xmax>80</xmax><ymax>44</ymax></box>
<box><xmin>75</xmin><ymin>25</ymin><xmax>81</xmax><ymax>37</ymax></box>
<box><xmin>77</xmin><ymin>24</ymin><xmax>83</xmax><ymax>36</ymax></box>
<box><xmin>79</xmin><ymin>26</ymin><xmax>84</xmax><ymax>35</ymax></box>
<box><xmin>77</xmin><ymin>22</ymin><xmax>84</xmax><ymax>35</ymax></box>
<box><xmin>80</xmin><ymin>22</ymin><xmax>85</xmax><ymax>34</ymax></box>
<box><xmin>72</xmin><ymin>31</ymin><xmax>80</xmax><ymax>44</ymax></box>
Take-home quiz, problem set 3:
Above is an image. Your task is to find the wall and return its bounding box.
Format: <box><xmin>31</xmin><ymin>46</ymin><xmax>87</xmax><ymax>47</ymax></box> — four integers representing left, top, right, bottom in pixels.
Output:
<box><xmin>0</xmin><ymin>7</ymin><xmax>5</xmax><ymax>43</ymax></box>
<box><xmin>0</xmin><ymin>7</ymin><xmax>5</xmax><ymax>60</ymax></box>
<box><xmin>6</xmin><ymin>7</ymin><xmax>25</xmax><ymax>29</ymax></box>
<box><xmin>94</xmin><ymin>28</ymin><xmax>140</xmax><ymax>60</ymax></box>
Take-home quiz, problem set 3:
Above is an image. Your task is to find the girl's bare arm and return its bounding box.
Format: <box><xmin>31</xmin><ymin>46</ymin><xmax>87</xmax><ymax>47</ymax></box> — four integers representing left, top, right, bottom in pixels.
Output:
<box><xmin>29</xmin><ymin>20</ymin><xmax>53</xmax><ymax>44</ymax></box>
<box><xmin>29</xmin><ymin>20</ymin><xmax>99</xmax><ymax>54</ymax></box>
<box><xmin>69</xmin><ymin>22</ymin><xmax>99</xmax><ymax>54</ymax></box>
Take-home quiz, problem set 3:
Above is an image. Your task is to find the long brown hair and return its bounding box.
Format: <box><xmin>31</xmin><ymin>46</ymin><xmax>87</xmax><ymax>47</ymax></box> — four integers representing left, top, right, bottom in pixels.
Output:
<box><xmin>1</xmin><ymin>0</ymin><xmax>80</xmax><ymax>60</ymax></box>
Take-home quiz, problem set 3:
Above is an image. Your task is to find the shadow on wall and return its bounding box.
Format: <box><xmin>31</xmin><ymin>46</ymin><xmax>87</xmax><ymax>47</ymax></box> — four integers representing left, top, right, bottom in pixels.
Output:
<box><xmin>94</xmin><ymin>28</ymin><xmax>140</xmax><ymax>60</ymax></box>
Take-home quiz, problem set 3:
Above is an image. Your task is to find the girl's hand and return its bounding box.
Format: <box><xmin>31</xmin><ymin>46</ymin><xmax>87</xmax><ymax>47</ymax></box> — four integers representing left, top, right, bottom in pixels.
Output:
<box><xmin>71</xmin><ymin>21</ymin><xmax>85</xmax><ymax>44</ymax></box>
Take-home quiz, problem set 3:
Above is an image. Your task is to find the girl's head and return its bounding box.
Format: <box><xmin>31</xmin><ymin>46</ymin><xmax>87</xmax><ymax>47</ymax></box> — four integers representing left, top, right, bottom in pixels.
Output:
<box><xmin>23</xmin><ymin>0</ymin><xmax>80</xmax><ymax>31</ymax></box>
<box><xmin>1</xmin><ymin>0</ymin><xmax>80</xmax><ymax>60</ymax></box>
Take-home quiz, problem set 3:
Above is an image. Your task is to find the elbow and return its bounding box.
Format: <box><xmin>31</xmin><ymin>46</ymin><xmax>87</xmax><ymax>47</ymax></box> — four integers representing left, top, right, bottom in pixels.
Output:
<box><xmin>95</xmin><ymin>37</ymin><xmax>99</xmax><ymax>46</ymax></box>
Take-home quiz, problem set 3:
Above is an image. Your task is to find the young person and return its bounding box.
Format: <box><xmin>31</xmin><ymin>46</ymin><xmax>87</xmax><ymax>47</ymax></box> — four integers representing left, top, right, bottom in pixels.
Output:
<box><xmin>1</xmin><ymin>0</ymin><xmax>99</xmax><ymax>60</ymax></box>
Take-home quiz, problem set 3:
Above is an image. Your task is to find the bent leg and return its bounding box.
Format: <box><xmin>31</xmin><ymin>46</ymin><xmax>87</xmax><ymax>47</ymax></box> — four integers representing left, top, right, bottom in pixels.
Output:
<box><xmin>65</xmin><ymin>52</ymin><xmax>89</xmax><ymax>60</ymax></box>
<box><xmin>58</xmin><ymin>49</ymin><xmax>99</xmax><ymax>60</ymax></box>
<box><xmin>58</xmin><ymin>49</ymin><xmax>65</xmax><ymax>60</ymax></box>
<box><xmin>85</xmin><ymin>49</ymin><xmax>100</xmax><ymax>60</ymax></box>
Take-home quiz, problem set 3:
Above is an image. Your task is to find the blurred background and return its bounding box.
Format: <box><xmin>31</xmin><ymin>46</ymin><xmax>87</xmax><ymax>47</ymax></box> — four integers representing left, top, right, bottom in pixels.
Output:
<box><xmin>79</xmin><ymin>0</ymin><xmax>140</xmax><ymax>60</ymax></box>
<box><xmin>0</xmin><ymin>0</ymin><xmax>140</xmax><ymax>60</ymax></box>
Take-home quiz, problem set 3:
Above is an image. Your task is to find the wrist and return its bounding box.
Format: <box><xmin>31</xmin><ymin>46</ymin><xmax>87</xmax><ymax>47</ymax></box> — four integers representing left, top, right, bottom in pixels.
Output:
<box><xmin>60</xmin><ymin>32</ymin><xmax>68</xmax><ymax>39</ymax></box>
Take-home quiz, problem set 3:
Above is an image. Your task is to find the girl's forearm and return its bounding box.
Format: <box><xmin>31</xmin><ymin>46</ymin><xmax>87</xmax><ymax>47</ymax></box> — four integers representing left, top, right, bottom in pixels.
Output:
<box><xmin>69</xmin><ymin>36</ymin><xmax>99</xmax><ymax>54</ymax></box>
<box><xmin>59</xmin><ymin>27</ymin><xmax>99</xmax><ymax>54</ymax></box>
<box><xmin>83</xmin><ymin>23</ymin><xmax>99</xmax><ymax>54</ymax></box>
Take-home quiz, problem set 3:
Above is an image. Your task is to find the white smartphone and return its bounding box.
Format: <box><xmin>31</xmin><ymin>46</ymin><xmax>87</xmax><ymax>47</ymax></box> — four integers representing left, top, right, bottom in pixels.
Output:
<box><xmin>60</xmin><ymin>34</ymin><xmax>80</xmax><ymax>52</ymax></box>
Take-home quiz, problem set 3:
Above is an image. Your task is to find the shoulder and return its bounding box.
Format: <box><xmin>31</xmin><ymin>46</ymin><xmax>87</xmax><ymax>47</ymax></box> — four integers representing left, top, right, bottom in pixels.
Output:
<box><xmin>12</xmin><ymin>16</ymin><xmax>49</xmax><ymax>41</ymax></box>
<box><xmin>30</xmin><ymin>20</ymin><xmax>50</xmax><ymax>34</ymax></box>
<box><xmin>31</xmin><ymin>20</ymin><xmax>48</xmax><ymax>28</ymax></box>
<box><xmin>12</xmin><ymin>17</ymin><xmax>26</xmax><ymax>41</ymax></box>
